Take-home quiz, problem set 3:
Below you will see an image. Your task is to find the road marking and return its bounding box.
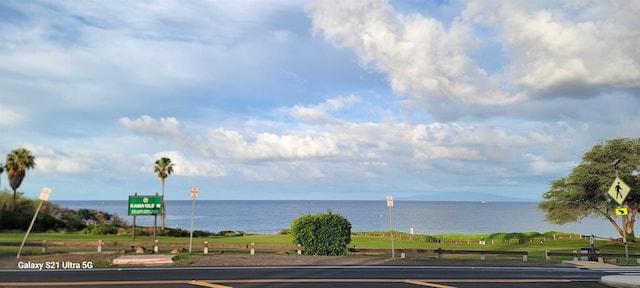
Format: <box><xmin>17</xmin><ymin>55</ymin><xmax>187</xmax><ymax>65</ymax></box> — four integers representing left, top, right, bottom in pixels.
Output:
<box><xmin>189</xmin><ymin>280</ymin><xmax>233</xmax><ymax>288</ymax></box>
<box><xmin>405</xmin><ymin>279</ymin><xmax>457</xmax><ymax>288</ymax></box>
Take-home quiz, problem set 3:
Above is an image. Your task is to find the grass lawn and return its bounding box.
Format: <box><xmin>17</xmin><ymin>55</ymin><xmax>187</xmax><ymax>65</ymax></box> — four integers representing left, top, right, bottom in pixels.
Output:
<box><xmin>2</xmin><ymin>231</ymin><xmax>639</xmax><ymax>265</ymax></box>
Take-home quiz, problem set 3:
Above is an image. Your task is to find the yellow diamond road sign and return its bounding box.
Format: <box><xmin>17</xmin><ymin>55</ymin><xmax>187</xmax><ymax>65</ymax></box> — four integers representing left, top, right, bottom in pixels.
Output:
<box><xmin>608</xmin><ymin>177</ymin><xmax>631</xmax><ymax>205</ymax></box>
<box><xmin>616</xmin><ymin>208</ymin><xmax>629</xmax><ymax>216</ymax></box>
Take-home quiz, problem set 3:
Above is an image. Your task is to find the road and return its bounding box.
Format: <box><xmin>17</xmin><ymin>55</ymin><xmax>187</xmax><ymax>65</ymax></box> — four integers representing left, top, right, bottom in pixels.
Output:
<box><xmin>0</xmin><ymin>266</ymin><xmax>615</xmax><ymax>287</ymax></box>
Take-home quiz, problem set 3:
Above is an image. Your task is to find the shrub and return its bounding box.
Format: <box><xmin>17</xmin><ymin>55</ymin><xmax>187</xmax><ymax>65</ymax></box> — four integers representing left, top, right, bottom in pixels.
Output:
<box><xmin>83</xmin><ymin>225</ymin><xmax>118</xmax><ymax>235</ymax></box>
<box><xmin>279</xmin><ymin>229</ymin><xmax>290</xmax><ymax>235</ymax></box>
<box><xmin>290</xmin><ymin>211</ymin><xmax>351</xmax><ymax>256</ymax></box>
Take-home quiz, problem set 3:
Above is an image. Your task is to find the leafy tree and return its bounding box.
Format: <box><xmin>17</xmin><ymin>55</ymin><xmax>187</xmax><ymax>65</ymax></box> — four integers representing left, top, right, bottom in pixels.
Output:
<box><xmin>154</xmin><ymin>157</ymin><xmax>174</xmax><ymax>230</ymax></box>
<box><xmin>0</xmin><ymin>162</ymin><xmax>4</xmax><ymax>190</ymax></box>
<box><xmin>290</xmin><ymin>211</ymin><xmax>352</xmax><ymax>256</ymax></box>
<box><xmin>5</xmin><ymin>148</ymin><xmax>36</xmax><ymax>211</ymax></box>
<box><xmin>539</xmin><ymin>138</ymin><xmax>640</xmax><ymax>240</ymax></box>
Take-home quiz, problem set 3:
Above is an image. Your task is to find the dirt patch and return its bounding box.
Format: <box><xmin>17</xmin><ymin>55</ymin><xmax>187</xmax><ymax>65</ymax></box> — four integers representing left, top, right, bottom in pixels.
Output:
<box><xmin>1</xmin><ymin>253</ymin><xmax>561</xmax><ymax>269</ymax></box>
<box><xmin>1</xmin><ymin>253</ymin><xmax>117</xmax><ymax>269</ymax></box>
<box><xmin>191</xmin><ymin>254</ymin><xmax>558</xmax><ymax>267</ymax></box>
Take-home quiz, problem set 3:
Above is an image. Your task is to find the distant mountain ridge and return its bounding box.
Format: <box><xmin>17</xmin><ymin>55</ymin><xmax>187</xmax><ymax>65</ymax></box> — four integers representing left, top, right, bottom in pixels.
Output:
<box><xmin>398</xmin><ymin>192</ymin><xmax>535</xmax><ymax>202</ymax></box>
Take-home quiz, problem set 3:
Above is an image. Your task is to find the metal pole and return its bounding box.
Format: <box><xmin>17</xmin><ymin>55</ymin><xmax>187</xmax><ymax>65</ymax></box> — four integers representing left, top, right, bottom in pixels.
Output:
<box><xmin>132</xmin><ymin>215</ymin><xmax>136</xmax><ymax>243</ymax></box>
<box><xmin>189</xmin><ymin>197</ymin><xmax>195</xmax><ymax>253</ymax></box>
<box><xmin>389</xmin><ymin>205</ymin><xmax>395</xmax><ymax>258</ymax></box>
<box><xmin>17</xmin><ymin>200</ymin><xmax>44</xmax><ymax>259</ymax></box>
<box><xmin>153</xmin><ymin>214</ymin><xmax>157</xmax><ymax>242</ymax></box>
<box><xmin>153</xmin><ymin>192</ymin><xmax>158</xmax><ymax>242</ymax></box>
<box><xmin>132</xmin><ymin>193</ymin><xmax>137</xmax><ymax>244</ymax></box>
<box><xmin>614</xmin><ymin>162</ymin><xmax>629</xmax><ymax>264</ymax></box>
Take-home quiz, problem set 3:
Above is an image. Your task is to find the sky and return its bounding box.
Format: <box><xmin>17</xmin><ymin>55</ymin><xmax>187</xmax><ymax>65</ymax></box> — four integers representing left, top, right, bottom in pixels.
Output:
<box><xmin>1</xmin><ymin>0</ymin><xmax>639</xmax><ymax>201</ymax></box>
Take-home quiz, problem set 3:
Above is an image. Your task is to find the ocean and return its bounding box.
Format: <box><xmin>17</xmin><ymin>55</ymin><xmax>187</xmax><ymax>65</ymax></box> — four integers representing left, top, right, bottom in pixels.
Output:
<box><xmin>54</xmin><ymin>200</ymin><xmax>621</xmax><ymax>238</ymax></box>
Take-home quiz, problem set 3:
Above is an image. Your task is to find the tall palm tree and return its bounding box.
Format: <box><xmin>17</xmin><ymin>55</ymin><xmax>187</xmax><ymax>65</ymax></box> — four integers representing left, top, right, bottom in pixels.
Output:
<box><xmin>154</xmin><ymin>157</ymin><xmax>174</xmax><ymax>230</ymax></box>
<box><xmin>5</xmin><ymin>148</ymin><xmax>36</xmax><ymax>211</ymax></box>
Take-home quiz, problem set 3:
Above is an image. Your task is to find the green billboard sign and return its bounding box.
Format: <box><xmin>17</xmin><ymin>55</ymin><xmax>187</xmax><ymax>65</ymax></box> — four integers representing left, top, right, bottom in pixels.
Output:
<box><xmin>128</xmin><ymin>195</ymin><xmax>163</xmax><ymax>216</ymax></box>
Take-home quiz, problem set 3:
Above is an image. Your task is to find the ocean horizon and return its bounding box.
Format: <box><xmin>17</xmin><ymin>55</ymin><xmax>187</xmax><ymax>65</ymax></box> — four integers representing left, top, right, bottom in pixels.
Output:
<box><xmin>54</xmin><ymin>200</ymin><xmax>621</xmax><ymax>238</ymax></box>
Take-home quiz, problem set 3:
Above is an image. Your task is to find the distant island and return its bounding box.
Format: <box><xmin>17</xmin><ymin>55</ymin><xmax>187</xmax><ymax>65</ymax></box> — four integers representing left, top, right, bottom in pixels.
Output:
<box><xmin>398</xmin><ymin>192</ymin><xmax>535</xmax><ymax>202</ymax></box>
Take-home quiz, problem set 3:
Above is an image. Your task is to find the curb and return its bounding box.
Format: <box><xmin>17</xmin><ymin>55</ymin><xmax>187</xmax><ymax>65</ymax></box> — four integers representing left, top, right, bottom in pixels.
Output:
<box><xmin>112</xmin><ymin>254</ymin><xmax>174</xmax><ymax>265</ymax></box>
<box><xmin>601</xmin><ymin>275</ymin><xmax>640</xmax><ymax>288</ymax></box>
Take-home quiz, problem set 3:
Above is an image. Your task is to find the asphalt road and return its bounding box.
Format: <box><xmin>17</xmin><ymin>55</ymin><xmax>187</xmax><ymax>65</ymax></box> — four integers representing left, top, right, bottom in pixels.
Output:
<box><xmin>0</xmin><ymin>266</ymin><xmax>612</xmax><ymax>288</ymax></box>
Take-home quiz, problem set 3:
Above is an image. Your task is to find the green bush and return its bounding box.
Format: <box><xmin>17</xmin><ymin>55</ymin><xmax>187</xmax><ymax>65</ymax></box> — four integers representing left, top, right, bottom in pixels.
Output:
<box><xmin>290</xmin><ymin>211</ymin><xmax>351</xmax><ymax>256</ymax></box>
<box><xmin>279</xmin><ymin>229</ymin><xmax>290</xmax><ymax>235</ymax></box>
<box><xmin>83</xmin><ymin>225</ymin><xmax>118</xmax><ymax>235</ymax></box>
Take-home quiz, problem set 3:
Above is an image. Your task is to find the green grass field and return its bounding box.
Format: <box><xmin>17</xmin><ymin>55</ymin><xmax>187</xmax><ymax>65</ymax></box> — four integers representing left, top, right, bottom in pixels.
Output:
<box><xmin>2</xmin><ymin>231</ymin><xmax>639</xmax><ymax>265</ymax></box>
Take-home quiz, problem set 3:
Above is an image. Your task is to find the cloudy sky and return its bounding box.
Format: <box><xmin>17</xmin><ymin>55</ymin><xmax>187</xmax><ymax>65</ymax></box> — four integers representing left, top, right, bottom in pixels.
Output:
<box><xmin>1</xmin><ymin>0</ymin><xmax>639</xmax><ymax>201</ymax></box>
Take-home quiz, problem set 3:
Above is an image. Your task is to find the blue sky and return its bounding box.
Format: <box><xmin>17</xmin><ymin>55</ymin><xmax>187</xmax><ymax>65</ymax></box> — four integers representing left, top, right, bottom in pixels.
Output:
<box><xmin>1</xmin><ymin>0</ymin><xmax>639</xmax><ymax>201</ymax></box>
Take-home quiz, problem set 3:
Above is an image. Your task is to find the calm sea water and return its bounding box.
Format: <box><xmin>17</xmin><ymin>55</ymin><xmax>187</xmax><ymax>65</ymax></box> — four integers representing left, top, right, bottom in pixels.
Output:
<box><xmin>54</xmin><ymin>200</ymin><xmax>621</xmax><ymax>238</ymax></box>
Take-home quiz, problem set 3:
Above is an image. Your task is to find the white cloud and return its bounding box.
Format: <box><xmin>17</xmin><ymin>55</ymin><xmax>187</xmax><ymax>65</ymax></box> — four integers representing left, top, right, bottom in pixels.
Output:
<box><xmin>24</xmin><ymin>145</ymin><xmax>92</xmax><ymax>174</ymax></box>
<box><xmin>306</xmin><ymin>0</ymin><xmax>640</xmax><ymax>121</ymax></box>
<box><xmin>206</xmin><ymin>128</ymin><xmax>339</xmax><ymax>161</ymax></box>
<box><xmin>463</xmin><ymin>0</ymin><xmax>640</xmax><ymax>96</ymax></box>
<box><xmin>0</xmin><ymin>105</ymin><xmax>27</xmax><ymax>126</ymax></box>
<box><xmin>119</xmin><ymin>115</ymin><xmax>184</xmax><ymax>138</ymax></box>
<box><xmin>305</xmin><ymin>0</ymin><xmax>521</xmax><ymax>105</ymax></box>
<box><xmin>289</xmin><ymin>95</ymin><xmax>360</xmax><ymax>124</ymax></box>
<box><xmin>145</xmin><ymin>151</ymin><xmax>226</xmax><ymax>177</ymax></box>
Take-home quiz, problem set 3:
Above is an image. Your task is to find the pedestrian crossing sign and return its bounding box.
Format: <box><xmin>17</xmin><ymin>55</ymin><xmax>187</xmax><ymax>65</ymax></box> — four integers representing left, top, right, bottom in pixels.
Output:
<box><xmin>608</xmin><ymin>177</ymin><xmax>631</xmax><ymax>205</ymax></box>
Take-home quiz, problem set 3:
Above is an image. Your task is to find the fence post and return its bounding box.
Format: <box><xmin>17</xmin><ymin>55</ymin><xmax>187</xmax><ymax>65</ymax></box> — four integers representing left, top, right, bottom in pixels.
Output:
<box><xmin>545</xmin><ymin>250</ymin><xmax>551</xmax><ymax>263</ymax></box>
<box><xmin>572</xmin><ymin>250</ymin><xmax>578</xmax><ymax>262</ymax></box>
<box><xmin>42</xmin><ymin>240</ymin><xmax>47</xmax><ymax>253</ymax></box>
<box><xmin>97</xmin><ymin>240</ymin><xmax>103</xmax><ymax>253</ymax></box>
<box><xmin>250</xmin><ymin>243</ymin><xmax>255</xmax><ymax>256</ymax></box>
<box><xmin>204</xmin><ymin>241</ymin><xmax>209</xmax><ymax>254</ymax></box>
<box><xmin>297</xmin><ymin>244</ymin><xmax>302</xmax><ymax>255</ymax></box>
<box><xmin>153</xmin><ymin>240</ymin><xmax>159</xmax><ymax>254</ymax></box>
<box><xmin>480</xmin><ymin>251</ymin><xmax>485</xmax><ymax>260</ymax></box>
<box><xmin>523</xmin><ymin>251</ymin><xmax>528</xmax><ymax>262</ymax></box>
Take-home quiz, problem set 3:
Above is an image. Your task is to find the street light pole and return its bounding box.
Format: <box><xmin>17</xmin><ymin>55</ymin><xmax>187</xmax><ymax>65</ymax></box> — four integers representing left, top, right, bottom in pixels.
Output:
<box><xmin>18</xmin><ymin>187</ymin><xmax>51</xmax><ymax>259</ymax></box>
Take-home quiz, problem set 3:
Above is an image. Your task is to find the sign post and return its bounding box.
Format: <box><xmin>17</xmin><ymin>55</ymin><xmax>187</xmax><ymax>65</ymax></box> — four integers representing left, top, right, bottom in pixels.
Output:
<box><xmin>609</xmin><ymin>159</ymin><xmax>631</xmax><ymax>264</ymax></box>
<box><xmin>387</xmin><ymin>195</ymin><xmax>395</xmax><ymax>258</ymax></box>
<box><xmin>128</xmin><ymin>195</ymin><xmax>163</xmax><ymax>216</ymax></box>
<box><xmin>18</xmin><ymin>187</ymin><xmax>51</xmax><ymax>259</ymax></box>
<box><xmin>189</xmin><ymin>187</ymin><xmax>199</xmax><ymax>253</ymax></box>
<box><xmin>128</xmin><ymin>194</ymin><xmax>163</xmax><ymax>242</ymax></box>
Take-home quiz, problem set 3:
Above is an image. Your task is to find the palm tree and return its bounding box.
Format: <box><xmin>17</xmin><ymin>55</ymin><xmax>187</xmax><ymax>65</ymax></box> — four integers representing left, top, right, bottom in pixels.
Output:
<box><xmin>154</xmin><ymin>157</ymin><xmax>174</xmax><ymax>230</ymax></box>
<box><xmin>5</xmin><ymin>148</ymin><xmax>36</xmax><ymax>211</ymax></box>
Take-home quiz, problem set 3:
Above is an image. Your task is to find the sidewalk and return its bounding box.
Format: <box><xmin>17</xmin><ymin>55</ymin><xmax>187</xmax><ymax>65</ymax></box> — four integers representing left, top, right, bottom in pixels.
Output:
<box><xmin>601</xmin><ymin>275</ymin><xmax>640</xmax><ymax>288</ymax></box>
<box><xmin>564</xmin><ymin>261</ymin><xmax>640</xmax><ymax>288</ymax></box>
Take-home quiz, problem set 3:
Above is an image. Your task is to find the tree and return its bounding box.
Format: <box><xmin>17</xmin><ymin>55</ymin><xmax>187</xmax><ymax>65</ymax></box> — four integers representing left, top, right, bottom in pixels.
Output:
<box><xmin>0</xmin><ymin>162</ymin><xmax>4</xmax><ymax>190</ymax></box>
<box><xmin>154</xmin><ymin>157</ymin><xmax>174</xmax><ymax>230</ymax></box>
<box><xmin>5</xmin><ymin>148</ymin><xmax>36</xmax><ymax>211</ymax></box>
<box><xmin>539</xmin><ymin>138</ymin><xmax>640</xmax><ymax>240</ymax></box>
<box><xmin>290</xmin><ymin>211</ymin><xmax>352</xmax><ymax>256</ymax></box>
